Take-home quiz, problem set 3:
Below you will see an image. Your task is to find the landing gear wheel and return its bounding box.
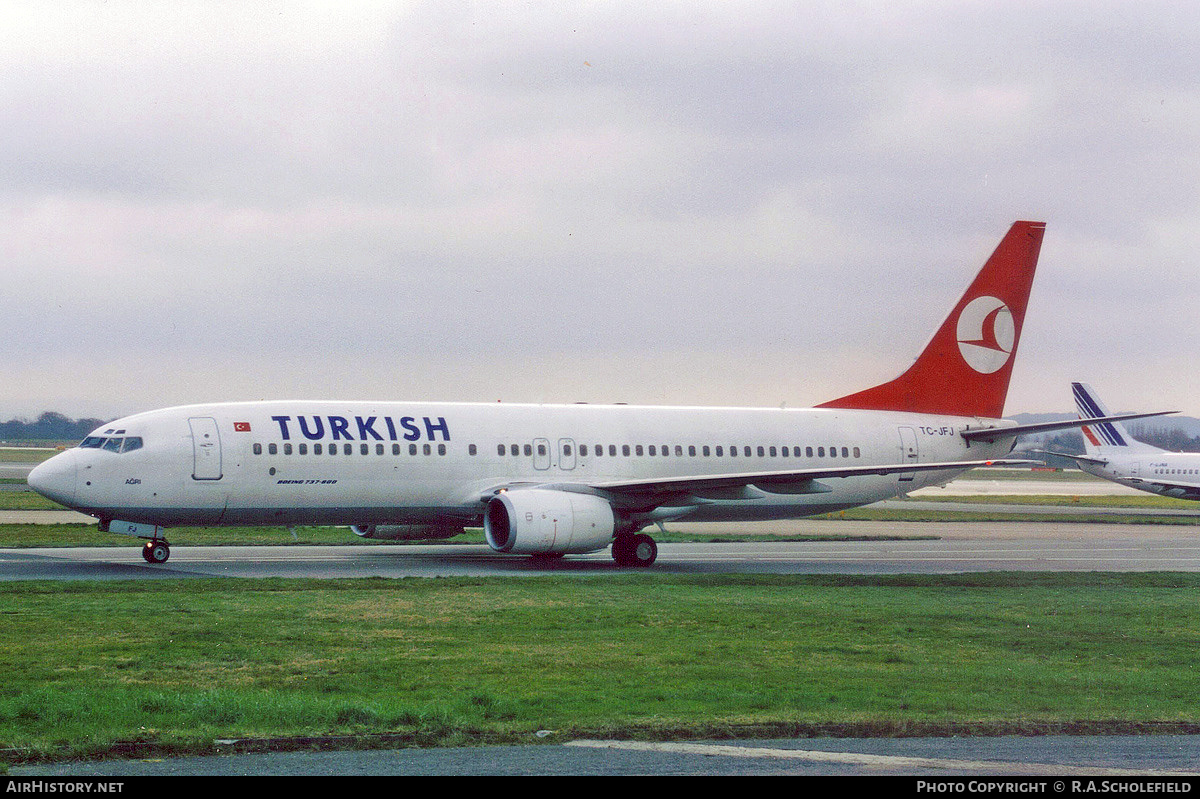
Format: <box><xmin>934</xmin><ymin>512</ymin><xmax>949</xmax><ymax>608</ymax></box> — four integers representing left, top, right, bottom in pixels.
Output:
<box><xmin>612</xmin><ymin>533</ymin><xmax>657</xmax><ymax>567</ymax></box>
<box><xmin>142</xmin><ymin>540</ymin><xmax>171</xmax><ymax>564</ymax></box>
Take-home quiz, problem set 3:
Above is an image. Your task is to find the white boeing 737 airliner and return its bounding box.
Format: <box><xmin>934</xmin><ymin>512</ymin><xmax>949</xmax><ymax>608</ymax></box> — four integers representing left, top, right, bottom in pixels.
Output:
<box><xmin>28</xmin><ymin>221</ymin><xmax>1166</xmax><ymax>566</ymax></box>
<box><xmin>1046</xmin><ymin>382</ymin><xmax>1195</xmax><ymax>500</ymax></box>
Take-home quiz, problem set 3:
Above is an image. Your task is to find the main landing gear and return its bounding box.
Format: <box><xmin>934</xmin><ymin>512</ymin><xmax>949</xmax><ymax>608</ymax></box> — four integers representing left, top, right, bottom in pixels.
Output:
<box><xmin>612</xmin><ymin>532</ymin><xmax>657</xmax><ymax>568</ymax></box>
<box><xmin>141</xmin><ymin>538</ymin><xmax>171</xmax><ymax>564</ymax></box>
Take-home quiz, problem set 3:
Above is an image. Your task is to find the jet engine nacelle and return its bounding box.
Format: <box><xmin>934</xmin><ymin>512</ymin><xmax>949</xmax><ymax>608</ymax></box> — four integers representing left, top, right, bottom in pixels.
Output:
<box><xmin>351</xmin><ymin>523</ymin><xmax>464</xmax><ymax>541</ymax></box>
<box><xmin>484</xmin><ymin>489</ymin><xmax>615</xmax><ymax>555</ymax></box>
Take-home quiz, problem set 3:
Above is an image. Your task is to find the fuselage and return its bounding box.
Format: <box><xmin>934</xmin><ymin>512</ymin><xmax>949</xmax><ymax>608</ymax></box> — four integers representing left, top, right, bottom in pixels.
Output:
<box><xmin>1078</xmin><ymin>450</ymin><xmax>1200</xmax><ymax>500</ymax></box>
<box><xmin>25</xmin><ymin>221</ymin><xmax>1047</xmax><ymax>567</ymax></box>
<box><xmin>31</xmin><ymin>400</ymin><xmax>1015</xmax><ymax>529</ymax></box>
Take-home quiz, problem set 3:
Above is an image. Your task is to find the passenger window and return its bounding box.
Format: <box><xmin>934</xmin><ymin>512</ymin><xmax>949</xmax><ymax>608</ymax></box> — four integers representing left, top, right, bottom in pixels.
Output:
<box><xmin>688</xmin><ymin>446</ymin><xmax>696</xmax><ymax>457</ymax></box>
<box><xmin>269</xmin><ymin>443</ymin><xmax>278</xmax><ymax>455</ymax></box>
<box><xmin>702</xmin><ymin>446</ymin><xmax>710</xmax><ymax>457</ymax></box>
<box><xmin>769</xmin><ymin>446</ymin><xmax>777</xmax><ymax>457</ymax></box>
<box><xmin>284</xmin><ymin>443</ymin><xmax>293</xmax><ymax>455</ymax></box>
<box><xmin>410</xmin><ymin>444</ymin><xmax>418</xmax><ymax>455</ymax></box>
<box><xmin>634</xmin><ymin>445</ymin><xmax>642</xmax><ymax>456</ymax></box>
<box><xmin>300</xmin><ymin>444</ymin><xmax>308</xmax><ymax>455</ymax></box>
<box><xmin>469</xmin><ymin>444</ymin><xmax>477</xmax><ymax>456</ymax></box>
<box><xmin>622</xmin><ymin>445</ymin><xmax>631</xmax><ymax>456</ymax></box>
<box><xmin>524</xmin><ymin>444</ymin><xmax>533</xmax><ymax>456</ymax></box>
<box><xmin>438</xmin><ymin>444</ymin><xmax>446</xmax><ymax>455</ymax></box>
<box><xmin>756</xmin><ymin>446</ymin><xmax>764</xmax><ymax>457</ymax></box>
<box><xmin>314</xmin><ymin>444</ymin><xmax>323</xmax><ymax>455</ymax></box>
<box><xmin>253</xmin><ymin>443</ymin><xmax>263</xmax><ymax>455</ymax></box>
<box><xmin>580</xmin><ymin>445</ymin><xmax>588</xmax><ymax>456</ymax></box>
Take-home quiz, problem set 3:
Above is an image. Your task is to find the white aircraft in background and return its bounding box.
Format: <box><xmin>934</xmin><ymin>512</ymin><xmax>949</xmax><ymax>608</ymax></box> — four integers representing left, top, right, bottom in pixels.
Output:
<box><xmin>1045</xmin><ymin>382</ymin><xmax>1195</xmax><ymax>500</ymax></box>
<box><xmin>28</xmin><ymin>221</ymin><xmax>1167</xmax><ymax>567</ymax></box>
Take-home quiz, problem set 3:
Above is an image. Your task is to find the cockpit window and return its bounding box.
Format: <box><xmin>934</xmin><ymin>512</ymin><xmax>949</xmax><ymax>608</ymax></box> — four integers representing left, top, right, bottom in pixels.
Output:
<box><xmin>78</xmin><ymin>436</ymin><xmax>144</xmax><ymax>453</ymax></box>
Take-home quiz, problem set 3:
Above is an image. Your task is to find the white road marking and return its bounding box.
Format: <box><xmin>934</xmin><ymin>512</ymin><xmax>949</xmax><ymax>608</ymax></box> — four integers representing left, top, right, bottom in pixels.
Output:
<box><xmin>565</xmin><ymin>739</ymin><xmax>1179</xmax><ymax>775</ymax></box>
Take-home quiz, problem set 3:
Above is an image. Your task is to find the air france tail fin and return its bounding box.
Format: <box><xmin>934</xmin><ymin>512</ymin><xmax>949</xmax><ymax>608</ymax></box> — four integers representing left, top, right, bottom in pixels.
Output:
<box><xmin>1072</xmin><ymin>382</ymin><xmax>1163</xmax><ymax>456</ymax></box>
<box><xmin>818</xmin><ymin>221</ymin><xmax>1045</xmax><ymax>419</ymax></box>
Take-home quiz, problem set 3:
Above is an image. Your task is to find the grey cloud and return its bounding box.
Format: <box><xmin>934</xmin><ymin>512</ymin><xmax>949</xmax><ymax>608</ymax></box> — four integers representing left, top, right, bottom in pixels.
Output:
<box><xmin>3</xmin><ymin>2</ymin><xmax>1200</xmax><ymax>419</ymax></box>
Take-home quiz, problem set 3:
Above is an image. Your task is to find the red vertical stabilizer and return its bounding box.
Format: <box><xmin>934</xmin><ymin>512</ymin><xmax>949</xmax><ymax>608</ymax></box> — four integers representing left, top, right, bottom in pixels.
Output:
<box><xmin>816</xmin><ymin>221</ymin><xmax>1045</xmax><ymax>419</ymax></box>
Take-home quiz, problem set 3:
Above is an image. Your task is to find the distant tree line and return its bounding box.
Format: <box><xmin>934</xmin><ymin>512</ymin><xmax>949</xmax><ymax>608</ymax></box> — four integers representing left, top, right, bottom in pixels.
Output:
<box><xmin>0</xmin><ymin>412</ymin><xmax>107</xmax><ymax>443</ymax></box>
<box><xmin>1037</xmin><ymin>426</ymin><xmax>1200</xmax><ymax>460</ymax></box>
<box><xmin>1130</xmin><ymin>425</ymin><xmax>1200</xmax><ymax>452</ymax></box>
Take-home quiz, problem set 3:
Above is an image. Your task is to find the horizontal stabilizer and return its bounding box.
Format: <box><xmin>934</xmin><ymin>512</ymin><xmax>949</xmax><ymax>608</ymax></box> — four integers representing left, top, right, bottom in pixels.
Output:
<box><xmin>960</xmin><ymin>411</ymin><xmax>1176</xmax><ymax>443</ymax></box>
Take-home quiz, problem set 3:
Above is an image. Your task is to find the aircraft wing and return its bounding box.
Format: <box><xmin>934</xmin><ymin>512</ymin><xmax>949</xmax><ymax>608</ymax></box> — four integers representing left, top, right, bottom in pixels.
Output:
<box><xmin>960</xmin><ymin>411</ymin><xmax>1176</xmax><ymax>443</ymax></box>
<box><xmin>1127</xmin><ymin>477</ymin><xmax>1200</xmax><ymax>500</ymax></box>
<box><xmin>1030</xmin><ymin>450</ymin><xmax>1110</xmax><ymax>466</ymax></box>
<box><xmin>583</xmin><ymin>458</ymin><xmax>1036</xmax><ymax>499</ymax></box>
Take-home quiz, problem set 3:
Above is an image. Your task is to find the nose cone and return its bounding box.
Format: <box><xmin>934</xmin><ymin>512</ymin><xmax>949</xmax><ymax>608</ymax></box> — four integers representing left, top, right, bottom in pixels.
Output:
<box><xmin>28</xmin><ymin>450</ymin><xmax>78</xmax><ymax>507</ymax></box>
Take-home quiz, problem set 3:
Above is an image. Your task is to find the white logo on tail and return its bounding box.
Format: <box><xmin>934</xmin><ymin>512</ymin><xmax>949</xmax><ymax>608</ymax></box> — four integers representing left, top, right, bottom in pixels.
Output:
<box><xmin>956</xmin><ymin>296</ymin><xmax>1014</xmax><ymax>374</ymax></box>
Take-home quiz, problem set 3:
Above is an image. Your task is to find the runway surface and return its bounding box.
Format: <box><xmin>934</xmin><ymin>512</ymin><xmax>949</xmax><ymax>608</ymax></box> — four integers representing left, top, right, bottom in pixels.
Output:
<box><xmin>11</xmin><ymin>735</ymin><xmax>1200</xmax><ymax>776</ymax></box>
<box><xmin>3</xmin><ymin>519</ymin><xmax>1200</xmax><ymax>580</ymax></box>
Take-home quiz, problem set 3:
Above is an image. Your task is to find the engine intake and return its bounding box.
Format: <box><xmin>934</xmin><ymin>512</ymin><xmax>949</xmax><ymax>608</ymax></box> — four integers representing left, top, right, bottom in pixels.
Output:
<box><xmin>484</xmin><ymin>489</ymin><xmax>615</xmax><ymax>555</ymax></box>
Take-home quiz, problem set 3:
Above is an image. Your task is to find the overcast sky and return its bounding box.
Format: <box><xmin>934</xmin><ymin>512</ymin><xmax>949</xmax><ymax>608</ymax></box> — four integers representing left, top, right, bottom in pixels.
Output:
<box><xmin>4</xmin><ymin>1</ymin><xmax>1199</xmax><ymax>422</ymax></box>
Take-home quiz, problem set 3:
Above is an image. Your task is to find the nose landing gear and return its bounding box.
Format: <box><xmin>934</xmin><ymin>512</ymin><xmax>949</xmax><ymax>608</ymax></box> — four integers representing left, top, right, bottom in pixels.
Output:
<box><xmin>141</xmin><ymin>539</ymin><xmax>171</xmax><ymax>564</ymax></box>
<box><xmin>100</xmin><ymin>519</ymin><xmax>172</xmax><ymax>564</ymax></box>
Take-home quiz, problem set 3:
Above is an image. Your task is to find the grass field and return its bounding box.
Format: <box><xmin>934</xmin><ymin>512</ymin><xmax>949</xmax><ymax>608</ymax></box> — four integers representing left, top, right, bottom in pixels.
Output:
<box><xmin>0</xmin><ymin>448</ymin><xmax>60</xmax><ymax>464</ymax></box>
<box><xmin>5</xmin><ymin>461</ymin><xmax>1200</xmax><ymax>764</ymax></box>
<box><xmin>3</xmin><ymin>573</ymin><xmax>1200</xmax><ymax>763</ymax></box>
